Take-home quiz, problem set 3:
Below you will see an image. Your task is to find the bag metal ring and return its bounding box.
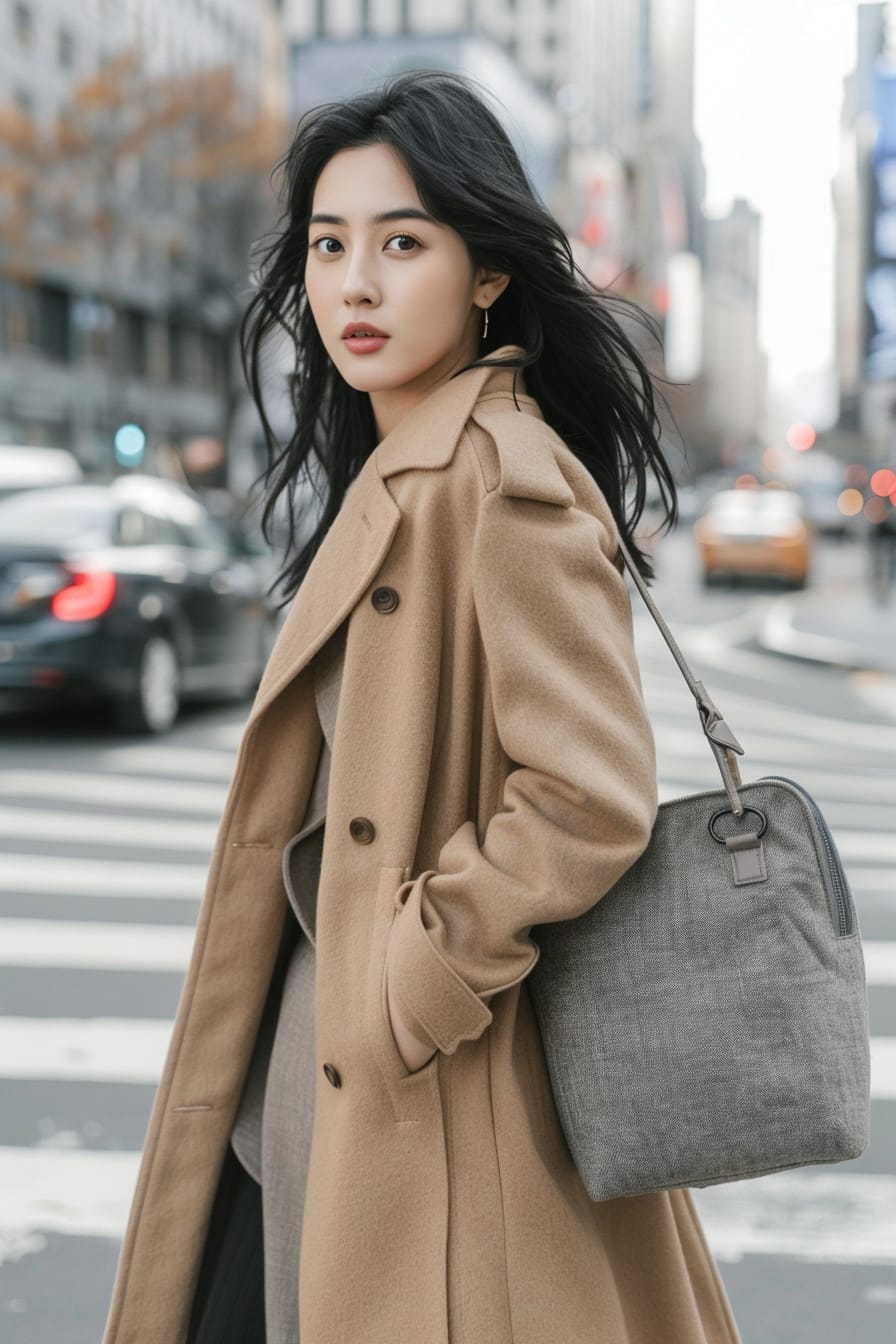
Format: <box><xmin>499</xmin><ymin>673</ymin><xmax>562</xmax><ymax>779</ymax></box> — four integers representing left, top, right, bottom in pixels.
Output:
<box><xmin>708</xmin><ymin>805</ymin><xmax>768</xmax><ymax>844</ymax></box>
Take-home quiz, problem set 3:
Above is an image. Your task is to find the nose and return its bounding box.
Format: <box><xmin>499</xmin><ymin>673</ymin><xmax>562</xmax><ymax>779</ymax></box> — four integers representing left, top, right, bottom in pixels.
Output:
<box><xmin>341</xmin><ymin>246</ymin><xmax>381</xmax><ymax>308</ymax></box>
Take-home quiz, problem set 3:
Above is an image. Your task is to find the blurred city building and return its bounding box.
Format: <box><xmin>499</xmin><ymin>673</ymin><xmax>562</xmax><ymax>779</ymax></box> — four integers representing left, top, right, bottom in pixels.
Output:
<box><xmin>562</xmin><ymin>0</ymin><xmax>742</xmax><ymax>479</ymax></box>
<box><xmin>834</xmin><ymin>1</ymin><xmax>882</xmax><ymax>424</ymax></box>
<box><xmin>0</xmin><ymin>0</ymin><xmax>287</xmax><ymax>483</ymax></box>
<box><xmin>701</xmin><ymin>198</ymin><xmax>765</xmax><ymax>469</ymax></box>
<box><xmin>833</xmin><ymin>1</ymin><xmax>896</xmax><ymax>474</ymax></box>
<box><xmin>0</xmin><ymin>0</ymin><xmax>761</xmax><ymax>494</ymax></box>
<box><xmin>284</xmin><ymin>0</ymin><xmax>567</xmax><ymax>92</ymax></box>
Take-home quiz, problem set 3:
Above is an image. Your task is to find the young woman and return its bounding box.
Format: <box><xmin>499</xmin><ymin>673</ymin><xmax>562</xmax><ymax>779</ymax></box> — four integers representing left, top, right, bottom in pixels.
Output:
<box><xmin>103</xmin><ymin>70</ymin><xmax>741</xmax><ymax>1344</ymax></box>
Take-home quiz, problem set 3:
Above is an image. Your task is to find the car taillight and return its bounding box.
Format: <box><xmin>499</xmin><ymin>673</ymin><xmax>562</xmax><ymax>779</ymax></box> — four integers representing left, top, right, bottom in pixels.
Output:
<box><xmin>50</xmin><ymin>570</ymin><xmax>117</xmax><ymax>621</ymax></box>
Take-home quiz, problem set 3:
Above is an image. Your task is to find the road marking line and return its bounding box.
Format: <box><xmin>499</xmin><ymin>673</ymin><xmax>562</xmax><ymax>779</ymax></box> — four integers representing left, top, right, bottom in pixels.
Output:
<box><xmin>851</xmin><ymin>675</ymin><xmax>896</xmax><ymax>724</ymax></box>
<box><xmin>0</xmin><ymin>919</ymin><xmax>195</xmax><ymax>970</ymax></box>
<box><xmin>833</xmin><ymin>869</ymin><xmax>896</xmax><ymax>892</ymax></box>
<box><xmin>643</xmin><ymin>679</ymin><xmax>896</xmax><ymax>751</ymax></box>
<box><xmin>653</xmin><ymin>724</ymin><xmax>893</xmax><ymax>764</ymax></box>
<box><xmin>864</xmin><ymin>943</ymin><xmax>896</xmax><ymax>985</ymax></box>
<box><xmin>692</xmin><ymin>1171</ymin><xmax>896</xmax><ymax>1264</ymax></box>
<box><xmin>201</xmin><ymin>722</ymin><xmax>248</xmax><ymax>748</ymax></box>
<box><xmin>870</xmin><ymin>1038</ymin><xmax>896</xmax><ymax>1098</ymax></box>
<box><xmin>634</xmin><ymin>611</ymin><xmax>812</xmax><ymax>688</ymax></box>
<box><xmin>0</xmin><ymin>807</ymin><xmax>217</xmax><ymax>852</ymax></box>
<box><xmin>96</xmin><ymin>745</ymin><xmax>236</xmax><ymax>780</ymax></box>
<box><xmin>0</xmin><ymin>855</ymin><xmax>204</xmax><ymax>899</ymax></box>
<box><xmin>0</xmin><ymin>770</ymin><xmax>227</xmax><ymax>813</ymax></box>
<box><xmin>0</xmin><ymin>1147</ymin><xmax>141</xmax><ymax>1246</ymax></box>
<box><xmin>0</xmin><ymin>1018</ymin><xmax>172</xmax><ymax>1083</ymax></box>
<box><xmin>762</xmin><ymin>599</ymin><xmax>896</xmax><ymax>677</ymax></box>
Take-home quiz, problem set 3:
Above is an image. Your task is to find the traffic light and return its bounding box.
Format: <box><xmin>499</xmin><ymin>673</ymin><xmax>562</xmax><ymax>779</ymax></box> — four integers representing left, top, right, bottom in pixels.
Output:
<box><xmin>113</xmin><ymin>423</ymin><xmax>146</xmax><ymax>466</ymax></box>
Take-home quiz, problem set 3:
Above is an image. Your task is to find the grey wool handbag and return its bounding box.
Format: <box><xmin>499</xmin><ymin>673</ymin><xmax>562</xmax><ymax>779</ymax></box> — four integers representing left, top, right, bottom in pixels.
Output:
<box><xmin>527</xmin><ymin>535</ymin><xmax>872</xmax><ymax>1202</ymax></box>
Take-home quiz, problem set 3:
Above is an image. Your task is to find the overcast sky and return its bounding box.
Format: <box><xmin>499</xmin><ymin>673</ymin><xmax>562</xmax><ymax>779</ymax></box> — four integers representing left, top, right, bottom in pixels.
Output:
<box><xmin>693</xmin><ymin>0</ymin><xmax>863</xmax><ymax>428</ymax></box>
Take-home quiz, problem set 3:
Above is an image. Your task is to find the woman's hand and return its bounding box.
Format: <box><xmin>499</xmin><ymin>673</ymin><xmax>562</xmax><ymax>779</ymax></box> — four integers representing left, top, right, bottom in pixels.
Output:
<box><xmin>385</xmin><ymin>966</ymin><xmax>437</xmax><ymax>1073</ymax></box>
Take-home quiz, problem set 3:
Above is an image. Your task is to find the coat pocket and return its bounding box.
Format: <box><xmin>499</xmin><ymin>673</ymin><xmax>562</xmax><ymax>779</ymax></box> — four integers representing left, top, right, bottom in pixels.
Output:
<box><xmin>366</xmin><ymin>865</ymin><xmax>440</xmax><ymax>1119</ymax></box>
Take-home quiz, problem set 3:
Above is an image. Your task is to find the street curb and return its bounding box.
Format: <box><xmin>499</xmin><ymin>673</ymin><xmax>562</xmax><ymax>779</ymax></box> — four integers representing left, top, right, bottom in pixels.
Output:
<box><xmin>759</xmin><ymin>594</ymin><xmax>896</xmax><ymax>675</ymax></box>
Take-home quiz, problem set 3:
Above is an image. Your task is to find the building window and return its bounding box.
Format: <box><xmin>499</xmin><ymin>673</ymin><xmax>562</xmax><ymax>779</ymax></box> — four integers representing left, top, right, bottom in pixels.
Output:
<box><xmin>0</xmin><ymin>280</ymin><xmax>36</xmax><ymax>350</ymax></box>
<box><xmin>57</xmin><ymin>25</ymin><xmax>75</xmax><ymax>68</ymax></box>
<box><xmin>13</xmin><ymin>1</ymin><xmax>32</xmax><ymax>48</ymax></box>
<box><xmin>199</xmin><ymin>329</ymin><xmax>225</xmax><ymax>391</ymax></box>
<box><xmin>38</xmin><ymin>284</ymin><xmax>72</xmax><ymax>362</ymax></box>
<box><xmin>637</xmin><ymin>0</ymin><xmax>653</xmax><ymax>114</ymax></box>
<box><xmin>126</xmin><ymin>309</ymin><xmax>148</xmax><ymax>378</ymax></box>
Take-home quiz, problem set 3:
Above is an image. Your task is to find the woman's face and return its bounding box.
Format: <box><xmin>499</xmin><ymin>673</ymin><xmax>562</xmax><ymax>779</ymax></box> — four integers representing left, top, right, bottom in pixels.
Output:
<box><xmin>304</xmin><ymin>142</ymin><xmax>507</xmax><ymax>436</ymax></box>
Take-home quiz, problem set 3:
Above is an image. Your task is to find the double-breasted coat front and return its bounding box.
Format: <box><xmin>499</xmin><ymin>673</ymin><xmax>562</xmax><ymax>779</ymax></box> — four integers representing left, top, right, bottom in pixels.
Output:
<box><xmin>102</xmin><ymin>347</ymin><xmax>741</xmax><ymax>1344</ymax></box>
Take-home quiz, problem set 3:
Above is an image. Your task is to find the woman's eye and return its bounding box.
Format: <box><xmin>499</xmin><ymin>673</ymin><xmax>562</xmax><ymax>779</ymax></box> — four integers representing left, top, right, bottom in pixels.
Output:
<box><xmin>385</xmin><ymin>234</ymin><xmax>420</xmax><ymax>253</ymax></box>
<box><xmin>309</xmin><ymin>234</ymin><xmax>420</xmax><ymax>256</ymax></box>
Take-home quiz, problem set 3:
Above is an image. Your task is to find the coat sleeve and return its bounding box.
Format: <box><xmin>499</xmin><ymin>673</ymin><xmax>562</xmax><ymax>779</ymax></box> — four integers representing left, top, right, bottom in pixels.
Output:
<box><xmin>384</xmin><ymin>482</ymin><xmax>658</xmax><ymax>1057</ymax></box>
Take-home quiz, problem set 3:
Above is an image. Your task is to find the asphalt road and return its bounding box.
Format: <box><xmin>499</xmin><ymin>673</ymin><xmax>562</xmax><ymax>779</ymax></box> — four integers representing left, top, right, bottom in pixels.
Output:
<box><xmin>0</xmin><ymin>528</ymin><xmax>894</xmax><ymax>1343</ymax></box>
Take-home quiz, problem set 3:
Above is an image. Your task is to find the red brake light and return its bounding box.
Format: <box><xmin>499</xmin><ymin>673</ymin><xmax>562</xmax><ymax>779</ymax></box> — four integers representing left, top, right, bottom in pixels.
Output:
<box><xmin>51</xmin><ymin>570</ymin><xmax>117</xmax><ymax>621</ymax></box>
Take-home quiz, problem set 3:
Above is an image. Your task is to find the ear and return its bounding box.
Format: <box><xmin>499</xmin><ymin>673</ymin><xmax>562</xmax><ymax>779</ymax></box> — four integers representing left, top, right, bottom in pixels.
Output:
<box><xmin>474</xmin><ymin>268</ymin><xmax>511</xmax><ymax>308</ymax></box>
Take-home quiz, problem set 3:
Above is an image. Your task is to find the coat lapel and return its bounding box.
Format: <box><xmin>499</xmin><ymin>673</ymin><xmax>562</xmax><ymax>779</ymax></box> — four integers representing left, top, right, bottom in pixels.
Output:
<box><xmin>248</xmin><ymin>346</ymin><xmax>528</xmax><ymax>728</ymax></box>
<box><xmin>247</xmin><ymin>465</ymin><xmax>400</xmax><ymax>728</ymax></box>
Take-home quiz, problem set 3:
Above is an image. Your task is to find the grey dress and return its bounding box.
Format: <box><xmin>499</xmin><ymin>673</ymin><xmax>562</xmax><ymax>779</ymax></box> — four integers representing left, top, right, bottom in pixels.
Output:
<box><xmin>230</xmin><ymin>617</ymin><xmax>347</xmax><ymax>1344</ymax></box>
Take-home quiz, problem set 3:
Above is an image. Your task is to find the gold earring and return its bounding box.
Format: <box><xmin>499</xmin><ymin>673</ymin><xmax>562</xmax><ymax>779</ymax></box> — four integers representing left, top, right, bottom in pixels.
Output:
<box><xmin>482</xmin><ymin>306</ymin><xmax>489</xmax><ymax>340</ymax></box>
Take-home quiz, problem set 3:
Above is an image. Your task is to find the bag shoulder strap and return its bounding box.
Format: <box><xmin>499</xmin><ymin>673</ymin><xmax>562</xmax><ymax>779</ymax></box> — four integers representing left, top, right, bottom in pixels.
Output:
<box><xmin>615</xmin><ymin>533</ymin><xmax>746</xmax><ymax>817</ymax></box>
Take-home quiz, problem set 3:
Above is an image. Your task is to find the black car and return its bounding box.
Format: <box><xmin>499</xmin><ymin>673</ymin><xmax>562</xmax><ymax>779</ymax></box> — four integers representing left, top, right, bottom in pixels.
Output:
<box><xmin>0</xmin><ymin>475</ymin><xmax>280</xmax><ymax>733</ymax></box>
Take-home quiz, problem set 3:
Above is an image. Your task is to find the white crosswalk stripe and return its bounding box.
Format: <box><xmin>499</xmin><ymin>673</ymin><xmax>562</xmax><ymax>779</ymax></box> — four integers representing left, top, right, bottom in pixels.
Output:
<box><xmin>0</xmin><ymin>853</ymin><xmax>206</xmax><ymax>899</ymax></box>
<box><xmin>0</xmin><ymin>919</ymin><xmax>196</xmax><ymax>971</ymax></box>
<box><xmin>693</xmin><ymin>1171</ymin><xmax>896</xmax><ymax>1265</ymax></box>
<box><xmin>95</xmin><ymin>744</ymin><xmax>238</xmax><ymax>780</ymax></box>
<box><xmin>0</xmin><ymin>805</ymin><xmax>217</xmax><ymax>851</ymax></box>
<box><xmin>0</xmin><ymin>769</ymin><xmax>227</xmax><ymax>813</ymax></box>
<box><xmin>0</xmin><ymin>1018</ymin><xmax>172</xmax><ymax>1084</ymax></box>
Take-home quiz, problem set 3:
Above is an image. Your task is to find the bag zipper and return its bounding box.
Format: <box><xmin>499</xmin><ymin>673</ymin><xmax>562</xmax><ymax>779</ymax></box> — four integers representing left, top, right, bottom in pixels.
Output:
<box><xmin>758</xmin><ymin>775</ymin><xmax>855</xmax><ymax>936</ymax></box>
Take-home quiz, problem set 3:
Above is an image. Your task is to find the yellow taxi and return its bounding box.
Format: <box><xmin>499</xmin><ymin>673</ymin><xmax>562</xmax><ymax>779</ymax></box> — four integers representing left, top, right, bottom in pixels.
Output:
<box><xmin>694</xmin><ymin>487</ymin><xmax>812</xmax><ymax>588</ymax></box>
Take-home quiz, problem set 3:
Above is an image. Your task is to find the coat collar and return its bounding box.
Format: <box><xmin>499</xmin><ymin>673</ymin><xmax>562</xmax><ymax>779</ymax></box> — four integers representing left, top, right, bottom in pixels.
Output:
<box><xmin>247</xmin><ymin>346</ymin><xmax>530</xmax><ymax>730</ymax></box>
<box><xmin>375</xmin><ymin>344</ymin><xmax>529</xmax><ymax>480</ymax></box>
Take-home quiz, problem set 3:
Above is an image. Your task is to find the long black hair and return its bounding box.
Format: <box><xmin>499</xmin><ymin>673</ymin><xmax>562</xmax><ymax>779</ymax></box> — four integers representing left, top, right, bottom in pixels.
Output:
<box><xmin>241</xmin><ymin>68</ymin><xmax>677</xmax><ymax>601</ymax></box>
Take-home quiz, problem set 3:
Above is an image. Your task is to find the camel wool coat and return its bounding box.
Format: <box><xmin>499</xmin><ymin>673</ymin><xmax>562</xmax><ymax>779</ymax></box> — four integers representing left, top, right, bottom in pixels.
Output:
<box><xmin>102</xmin><ymin>345</ymin><xmax>741</xmax><ymax>1344</ymax></box>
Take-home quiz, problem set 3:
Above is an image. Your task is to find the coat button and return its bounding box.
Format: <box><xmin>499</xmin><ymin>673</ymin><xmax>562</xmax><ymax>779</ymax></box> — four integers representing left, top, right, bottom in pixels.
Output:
<box><xmin>371</xmin><ymin>586</ymin><xmax>400</xmax><ymax>613</ymax></box>
<box><xmin>349</xmin><ymin>816</ymin><xmax>376</xmax><ymax>843</ymax></box>
<box><xmin>323</xmin><ymin>1063</ymin><xmax>342</xmax><ymax>1088</ymax></box>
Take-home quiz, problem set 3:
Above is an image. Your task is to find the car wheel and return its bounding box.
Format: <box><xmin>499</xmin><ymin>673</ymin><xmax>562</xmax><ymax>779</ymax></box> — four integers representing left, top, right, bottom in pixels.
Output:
<box><xmin>118</xmin><ymin>634</ymin><xmax>181</xmax><ymax>734</ymax></box>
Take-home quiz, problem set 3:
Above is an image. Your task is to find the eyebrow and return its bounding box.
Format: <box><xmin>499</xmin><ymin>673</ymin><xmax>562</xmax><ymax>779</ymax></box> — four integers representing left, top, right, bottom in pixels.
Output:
<box><xmin>307</xmin><ymin>208</ymin><xmax>438</xmax><ymax>227</ymax></box>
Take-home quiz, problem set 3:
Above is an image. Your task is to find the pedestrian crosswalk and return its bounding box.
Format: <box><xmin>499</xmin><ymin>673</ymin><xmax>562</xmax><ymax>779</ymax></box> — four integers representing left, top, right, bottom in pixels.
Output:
<box><xmin>1</xmin><ymin>620</ymin><xmax>895</xmax><ymax>1313</ymax></box>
